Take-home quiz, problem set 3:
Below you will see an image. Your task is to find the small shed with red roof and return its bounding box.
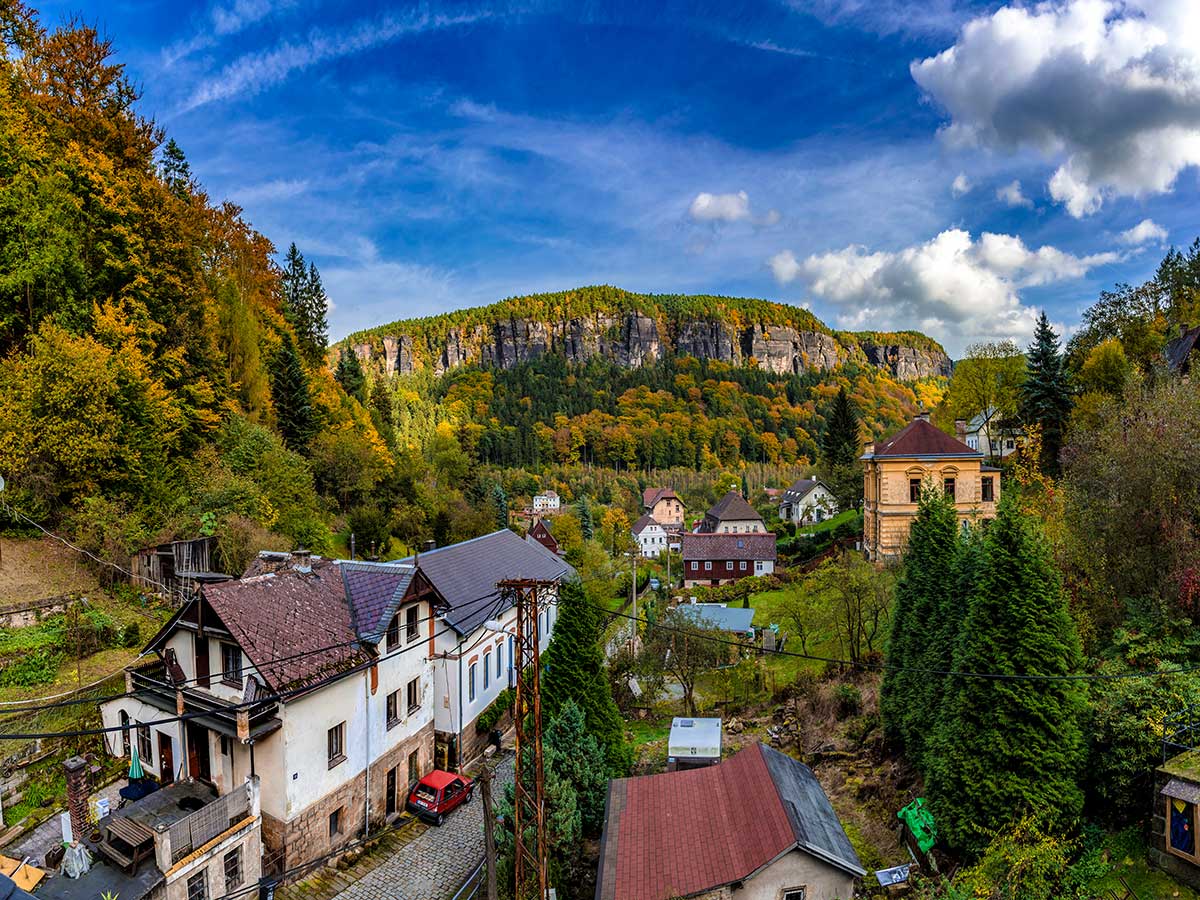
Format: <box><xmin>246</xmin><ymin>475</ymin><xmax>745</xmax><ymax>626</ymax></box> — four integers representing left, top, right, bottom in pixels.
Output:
<box><xmin>595</xmin><ymin>742</ymin><xmax>864</xmax><ymax>900</ymax></box>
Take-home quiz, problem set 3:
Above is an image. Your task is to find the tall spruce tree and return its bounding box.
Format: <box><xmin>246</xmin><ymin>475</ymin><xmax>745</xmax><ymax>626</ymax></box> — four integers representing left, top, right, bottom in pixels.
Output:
<box><xmin>334</xmin><ymin>348</ymin><xmax>365</xmax><ymax>402</ymax></box>
<box><xmin>491</xmin><ymin>483</ymin><xmax>509</xmax><ymax>530</ymax></box>
<box><xmin>269</xmin><ymin>332</ymin><xmax>316</xmax><ymax>451</ymax></box>
<box><xmin>281</xmin><ymin>243</ymin><xmax>306</xmax><ymax>328</ymax></box>
<box><xmin>879</xmin><ymin>485</ymin><xmax>959</xmax><ymax>766</ymax></box>
<box><xmin>928</xmin><ymin>495</ymin><xmax>1085</xmax><ymax>853</ymax></box>
<box><xmin>279</xmin><ymin>244</ymin><xmax>329</xmax><ymax>368</ymax></box>
<box><xmin>160</xmin><ymin>138</ymin><xmax>191</xmax><ymax>198</ymax></box>
<box><xmin>577</xmin><ymin>495</ymin><xmax>594</xmax><ymax>541</ymax></box>
<box><xmin>542</xmin><ymin>579</ymin><xmax>632</xmax><ymax>775</ymax></box>
<box><xmin>1020</xmin><ymin>312</ymin><xmax>1071</xmax><ymax>473</ymax></box>
<box><xmin>821</xmin><ymin>387</ymin><xmax>862</xmax><ymax>467</ymax></box>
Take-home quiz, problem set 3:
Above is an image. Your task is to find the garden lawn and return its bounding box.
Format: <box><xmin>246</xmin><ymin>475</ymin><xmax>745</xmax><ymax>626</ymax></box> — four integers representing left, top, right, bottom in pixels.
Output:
<box><xmin>797</xmin><ymin>508</ymin><xmax>860</xmax><ymax>536</ymax></box>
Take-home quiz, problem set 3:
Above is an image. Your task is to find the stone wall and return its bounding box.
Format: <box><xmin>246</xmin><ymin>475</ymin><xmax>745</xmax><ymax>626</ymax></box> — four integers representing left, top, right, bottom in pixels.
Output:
<box><xmin>0</xmin><ymin>596</ymin><xmax>75</xmax><ymax>629</ymax></box>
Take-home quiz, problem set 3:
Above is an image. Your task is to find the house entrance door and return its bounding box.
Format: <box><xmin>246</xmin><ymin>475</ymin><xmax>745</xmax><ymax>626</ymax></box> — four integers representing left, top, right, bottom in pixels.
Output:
<box><xmin>386</xmin><ymin>767</ymin><xmax>398</xmax><ymax>816</ymax></box>
<box><xmin>158</xmin><ymin>732</ymin><xmax>175</xmax><ymax>784</ymax></box>
<box><xmin>186</xmin><ymin>722</ymin><xmax>211</xmax><ymax>782</ymax></box>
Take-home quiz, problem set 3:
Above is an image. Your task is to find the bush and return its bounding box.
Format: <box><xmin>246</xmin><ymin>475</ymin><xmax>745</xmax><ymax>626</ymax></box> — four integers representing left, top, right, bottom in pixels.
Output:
<box><xmin>833</xmin><ymin>683</ymin><xmax>862</xmax><ymax>718</ymax></box>
<box><xmin>120</xmin><ymin>622</ymin><xmax>141</xmax><ymax>649</ymax></box>
<box><xmin>0</xmin><ymin>647</ymin><xmax>64</xmax><ymax>686</ymax></box>
<box><xmin>476</xmin><ymin>686</ymin><xmax>514</xmax><ymax>733</ymax></box>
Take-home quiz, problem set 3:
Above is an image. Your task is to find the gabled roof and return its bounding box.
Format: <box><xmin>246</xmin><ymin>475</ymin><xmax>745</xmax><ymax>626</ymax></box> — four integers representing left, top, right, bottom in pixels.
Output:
<box><xmin>195</xmin><ymin>560</ymin><xmax>372</xmax><ymax>694</ymax></box>
<box><xmin>782</xmin><ymin>477</ymin><xmax>829</xmax><ymax>500</ymax></box>
<box><xmin>681</xmin><ymin>532</ymin><xmax>776</xmax><ymax>562</ymax></box>
<box><xmin>869</xmin><ymin>416</ymin><xmax>980</xmax><ymax>458</ymax></box>
<box><xmin>643</xmin><ymin>487</ymin><xmax>681</xmax><ymax>509</ymax></box>
<box><xmin>631</xmin><ymin>514</ymin><xmax>663</xmax><ymax>535</ymax></box>
<box><xmin>340</xmin><ymin>561</ymin><xmax>419</xmax><ymax>645</ymax></box>
<box><xmin>596</xmin><ymin>743</ymin><xmax>863</xmax><ymax>900</ymax></box>
<box><xmin>398</xmin><ymin>529</ymin><xmax>574</xmax><ymax>638</ymax></box>
<box><xmin>705</xmin><ymin>491</ymin><xmax>762</xmax><ymax>523</ymax></box>
<box><xmin>527</xmin><ymin>519</ymin><xmax>560</xmax><ymax>553</ymax></box>
<box><xmin>1167</xmin><ymin>325</ymin><xmax>1200</xmax><ymax>373</ymax></box>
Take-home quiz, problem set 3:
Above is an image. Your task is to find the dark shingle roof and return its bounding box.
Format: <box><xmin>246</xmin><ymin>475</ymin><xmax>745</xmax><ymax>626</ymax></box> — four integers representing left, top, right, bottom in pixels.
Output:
<box><xmin>871</xmin><ymin>417</ymin><xmax>980</xmax><ymax>458</ymax></box>
<box><xmin>705</xmin><ymin>491</ymin><xmax>762</xmax><ymax>523</ymax></box>
<box><xmin>399</xmin><ymin>530</ymin><xmax>573</xmax><ymax>637</ymax></box>
<box><xmin>782</xmin><ymin>477</ymin><xmax>830</xmax><ymax>500</ymax></box>
<box><xmin>631</xmin><ymin>514</ymin><xmax>661</xmax><ymax>535</ymax></box>
<box><xmin>596</xmin><ymin>743</ymin><xmax>862</xmax><ymax>900</ymax></box>
<box><xmin>1167</xmin><ymin>325</ymin><xmax>1200</xmax><ymax>373</ymax></box>
<box><xmin>340</xmin><ymin>561</ymin><xmax>417</xmax><ymax>644</ymax></box>
<box><xmin>200</xmin><ymin>560</ymin><xmax>372</xmax><ymax>693</ymax></box>
<box><xmin>682</xmin><ymin>532</ymin><xmax>776</xmax><ymax>562</ymax></box>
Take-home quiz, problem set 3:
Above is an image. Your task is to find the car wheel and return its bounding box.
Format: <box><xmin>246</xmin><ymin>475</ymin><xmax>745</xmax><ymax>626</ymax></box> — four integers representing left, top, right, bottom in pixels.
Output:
<box><xmin>465</xmin><ymin>787</ymin><xmax>475</xmax><ymax>803</ymax></box>
<box><xmin>435</xmin><ymin>813</ymin><xmax>444</xmax><ymax>827</ymax></box>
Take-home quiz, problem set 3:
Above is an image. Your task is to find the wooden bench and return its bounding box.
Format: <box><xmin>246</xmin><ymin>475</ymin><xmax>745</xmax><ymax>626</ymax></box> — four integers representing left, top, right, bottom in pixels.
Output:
<box><xmin>97</xmin><ymin>816</ymin><xmax>155</xmax><ymax>875</ymax></box>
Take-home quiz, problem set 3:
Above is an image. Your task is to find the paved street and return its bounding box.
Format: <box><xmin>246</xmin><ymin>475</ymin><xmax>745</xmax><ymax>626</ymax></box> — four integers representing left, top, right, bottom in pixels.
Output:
<box><xmin>280</xmin><ymin>754</ymin><xmax>514</xmax><ymax>900</ymax></box>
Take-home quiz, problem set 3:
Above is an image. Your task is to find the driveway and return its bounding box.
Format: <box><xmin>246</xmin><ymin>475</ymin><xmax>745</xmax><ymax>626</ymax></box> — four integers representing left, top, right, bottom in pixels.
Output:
<box><xmin>281</xmin><ymin>754</ymin><xmax>515</xmax><ymax>900</ymax></box>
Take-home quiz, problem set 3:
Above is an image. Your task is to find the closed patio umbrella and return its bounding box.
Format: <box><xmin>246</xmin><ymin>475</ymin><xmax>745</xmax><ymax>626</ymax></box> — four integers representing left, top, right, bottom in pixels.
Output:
<box><xmin>128</xmin><ymin>745</ymin><xmax>144</xmax><ymax>780</ymax></box>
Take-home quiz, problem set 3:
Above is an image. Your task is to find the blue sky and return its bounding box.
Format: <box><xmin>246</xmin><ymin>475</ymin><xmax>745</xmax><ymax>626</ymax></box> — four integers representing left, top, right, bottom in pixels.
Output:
<box><xmin>53</xmin><ymin>0</ymin><xmax>1200</xmax><ymax>355</ymax></box>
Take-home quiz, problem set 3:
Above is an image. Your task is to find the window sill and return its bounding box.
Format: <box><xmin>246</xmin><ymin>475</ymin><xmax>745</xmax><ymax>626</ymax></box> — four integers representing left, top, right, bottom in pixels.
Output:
<box><xmin>328</xmin><ymin>754</ymin><xmax>346</xmax><ymax>770</ymax></box>
<box><xmin>386</xmin><ymin>717</ymin><xmax>399</xmax><ymax>731</ymax></box>
<box><xmin>222</xmin><ymin>677</ymin><xmax>243</xmax><ymax>689</ymax></box>
<box><xmin>408</xmin><ymin>705</ymin><xmax>420</xmax><ymax>717</ymax></box>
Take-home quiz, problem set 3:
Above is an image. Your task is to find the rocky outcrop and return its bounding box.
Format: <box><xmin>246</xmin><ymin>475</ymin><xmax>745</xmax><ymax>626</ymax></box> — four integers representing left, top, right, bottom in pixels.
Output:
<box><xmin>351</xmin><ymin>311</ymin><xmax>950</xmax><ymax>381</ymax></box>
<box><xmin>859</xmin><ymin>342</ymin><xmax>953</xmax><ymax>380</ymax></box>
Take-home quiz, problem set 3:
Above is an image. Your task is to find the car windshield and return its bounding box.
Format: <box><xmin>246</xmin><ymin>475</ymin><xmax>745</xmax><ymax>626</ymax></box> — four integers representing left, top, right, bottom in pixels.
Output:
<box><xmin>416</xmin><ymin>785</ymin><xmax>438</xmax><ymax>801</ymax></box>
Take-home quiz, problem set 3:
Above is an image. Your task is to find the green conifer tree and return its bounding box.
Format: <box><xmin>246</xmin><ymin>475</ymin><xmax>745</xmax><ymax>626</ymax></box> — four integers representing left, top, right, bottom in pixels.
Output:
<box><xmin>542</xmin><ymin>580</ymin><xmax>632</xmax><ymax>775</ymax></box>
<box><xmin>491</xmin><ymin>483</ymin><xmax>509</xmax><ymax>530</ymax></box>
<box><xmin>821</xmin><ymin>386</ymin><xmax>862</xmax><ymax>467</ymax></box>
<box><xmin>280</xmin><ymin>243</ymin><xmax>306</xmax><ymax>328</ymax></box>
<box><xmin>577</xmin><ymin>495</ymin><xmax>594</xmax><ymax>541</ymax></box>
<box><xmin>268</xmin><ymin>332</ymin><xmax>316</xmax><ymax>452</ymax></box>
<box><xmin>334</xmin><ymin>348</ymin><xmax>365</xmax><ymax>402</ymax></box>
<box><xmin>301</xmin><ymin>261</ymin><xmax>330</xmax><ymax>367</ymax></box>
<box><xmin>928</xmin><ymin>495</ymin><xmax>1085</xmax><ymax>853</ymax></box>
<box><xmin>1020</xmin><ymin>312</ymin><xmax>1071</xmax><ymax>473</ymax></box>
<box><xmin>160</xmin><ymin>138</ymin><xmax>191</xmax><ymax>198</ymax></box>
<box><xmin>879</xmin><ymin>484</ymin><xmax>958</xmax><ymax>766</ymax></box>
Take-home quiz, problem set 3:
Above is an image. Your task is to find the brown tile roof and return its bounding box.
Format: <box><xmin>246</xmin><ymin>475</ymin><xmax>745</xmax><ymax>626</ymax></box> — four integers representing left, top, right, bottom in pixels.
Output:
<box><xmin>705</xmin><ymin>491</ymin><xmax>762</xmax><ymax>523</ymax></box>
<box><xmin>681</xmin><ymin>532</ymin><xmax>776</xmax><ymax>562</ymax></box>
<box><xmin>631</xmin><ymin>514</ymin><xmax>662</xmax><ymax>535</ymax></box>
<box><xmin>201</xmin><ymin>559</ymin><xmax>372</xmax><ymax>694</ymax></box>
<box><xmin>643</xmin><ymin>487</ymin><xmax>680</xmax><ymax>509</ymax></box>
<box><xmin>596</xmin><ymin>743</ymin><xmax>862</xmax><ymax>900</ymax></box>
<box><xmin>871</xmin><ymin>416</ymin><xmax>980</xmax><ymax>458</ymax></box>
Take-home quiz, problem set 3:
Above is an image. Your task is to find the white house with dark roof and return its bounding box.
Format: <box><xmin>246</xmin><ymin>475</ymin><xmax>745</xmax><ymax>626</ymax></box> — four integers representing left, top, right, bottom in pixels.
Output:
<box><xmin>631</xmin><ymin>514</ymin><xmax>668</xmax><ymax>558</ymax></box>
<box><xmin>700</xmin><ymin>491</ymin><xmax>765</xmax><ymax>534</ymax></box>
<box><xmin>100</xmin><ymin>551</ymin><xmax>446</xmax><ymax>875</ymax></box>
<box><xmin>777</xmin><ymin>477</ymin><xmax>837</xmax><ymax>524</ymax></box>
<box><xmin>408</xmin><ymin>529</ymin><xmax>574</xmax><ymax>769</ymax></box>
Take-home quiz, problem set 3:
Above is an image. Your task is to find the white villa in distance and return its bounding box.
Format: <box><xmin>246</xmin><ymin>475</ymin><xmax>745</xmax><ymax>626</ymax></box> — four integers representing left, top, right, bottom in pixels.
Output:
<box><xmin>532</xmin><ymin>489</ymin><xmax>561</xmax><ymax>513</ymax></box>
<box><xmin>631</xmin><ymin>514</ymin><xmax>668</xmax><ymax>558</ymax></box>
<box><xmin>777</xmin><ymin>477</ymin><xmax>838</xmax><ymax>525</ymax></box>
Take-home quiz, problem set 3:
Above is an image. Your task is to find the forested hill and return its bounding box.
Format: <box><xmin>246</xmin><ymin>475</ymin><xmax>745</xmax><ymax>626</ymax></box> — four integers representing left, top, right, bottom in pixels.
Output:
<box><xmin>339</xmin><ymin>286</ymin><xmax>953</xmax><ymax>381</ymax></box>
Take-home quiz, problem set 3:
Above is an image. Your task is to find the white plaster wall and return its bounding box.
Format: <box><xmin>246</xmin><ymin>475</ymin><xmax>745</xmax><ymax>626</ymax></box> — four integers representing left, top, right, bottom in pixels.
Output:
<box><xmin>715</xmin><ymin>518</ymin><xmax>764</xmax><ymax>534</ymax></box>
<box><xmin>731</xmin><ymin>849</ymin><xmax>855</xmax><ymax>900</ymax></box>
<box><xmin>100</xmin><ymin>696</ymin><xmax>183</xmax><ymax>783</ymax></box>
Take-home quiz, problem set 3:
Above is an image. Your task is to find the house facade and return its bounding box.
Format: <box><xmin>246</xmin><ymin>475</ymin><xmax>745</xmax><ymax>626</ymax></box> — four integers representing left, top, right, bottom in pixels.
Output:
<box><xmin>100</xmin><ymin>552</ymin><xmax>445</xmax><ymax>875</ymax></box>
<box><xmin>532</xmin><ymin>490</ymin><xmax>560</xmax><ymax>513</ymax></box>
<box><xmin>699</xmin><ymin>491</ymin><xmax>765</xmax><ymax>534</ymax></box>
<box><xmin>642</xmin><ymin>488</ymin><xmax>685</xmax><ymax>530</ymax></box>
<box><xmin>525</xmin><ymin>518</ymin><xmax>561</xmax><ymax>555</ymax></box>
<box><xmin>417</xmin><ymin>530</ymin><xmax>573</xmax><ymax>770</ymax></box>
<box><xmin>682</xmin><ymin>533</ymin><xmax>776</xmax><ymax>587</ymax></box>
<box><xmin>596</xmin><ymin>743</ymin><xmax>864</xmax><ymax>900</ymax></box>
<box><xmin>777</xmin><ymin>477</ymin><xmax>837</xmax><ymax>524</ymax></box>
<box><xmin>863</xmin><ymin>411</ymin><xmax>1000</xmax><ymax>561</ymax></box>
<box><xmin>955</xmin><ymin>407</ymin><xmax>1021</xmax><ymax>460</ymax></box>
<box><xmin>632</xmin><ymin>515</ymin><xmax>668</xmax><ymax>558</ymax></box>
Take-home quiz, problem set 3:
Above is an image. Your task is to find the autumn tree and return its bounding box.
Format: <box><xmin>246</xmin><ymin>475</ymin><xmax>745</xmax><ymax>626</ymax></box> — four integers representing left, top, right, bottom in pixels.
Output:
<box><xmin>640</xmin><ymin>607</ymin><xmax>725</xmax><ymax>716</ymax></box>
<box><xmin>943</xmin><ymin>341</ymin><xmax>1025</xmax><ymax>463</ymax></box>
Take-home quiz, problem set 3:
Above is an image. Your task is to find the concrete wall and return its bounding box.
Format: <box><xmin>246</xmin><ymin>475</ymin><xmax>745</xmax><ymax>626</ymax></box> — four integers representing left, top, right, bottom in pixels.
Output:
<box><xmin>100</xmin><ymin>695</ymin><xmax>184</xmax><ymax>784</ymax></box>
<box><xmin>711</xmin><ymin>518</ymin><xmax>765</xmax><ymax>534</ymax></box>
<box><xmin>732</xmin><ymin>849</ymin><xmax>856</xmax><ymax>900</ymax></box>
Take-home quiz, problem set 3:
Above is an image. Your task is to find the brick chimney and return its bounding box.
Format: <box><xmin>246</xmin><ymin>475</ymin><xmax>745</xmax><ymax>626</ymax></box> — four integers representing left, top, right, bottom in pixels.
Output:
<box><xmin>63</xmin><ymin>756</ymin><xmax>89</xmax><ymax>842</ymax></box>
<box><xmin>291</xmin><ymin>547</ymin><xmax>312</xmax><ymax>574</ymax></box>
<box><xmin>955</xmin><ymin>418</ymin><xmax>968</xmax><ymax>441</ymax></box>
<box><xmin>915</xmin><ymin>409</ymin><xmax>931</xmax><ymax>422</ymax></box>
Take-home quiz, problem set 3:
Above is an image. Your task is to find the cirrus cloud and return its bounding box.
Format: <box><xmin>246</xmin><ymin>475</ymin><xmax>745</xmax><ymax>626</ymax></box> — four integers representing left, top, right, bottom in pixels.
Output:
<box><xmin>771</xmin><ymin>229</ymin><xmax>1118</xmax><ymax>352</ymax></box>
<box><xmin>912</xmin><ymin>0</ymin><xmax>1200</xmax><ymax>217</ymax></box>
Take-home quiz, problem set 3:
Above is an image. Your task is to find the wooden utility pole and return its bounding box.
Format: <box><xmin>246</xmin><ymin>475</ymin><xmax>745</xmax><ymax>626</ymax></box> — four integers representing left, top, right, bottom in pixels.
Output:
<box><xmin>500</xmin><ymin>578</ymin><xmax>554</xmax><ymax>900</ymax></box>
<box><xmin>479</xmin><ymin>747</ymin><xmax>498</xmax><ymax>900</ymax></box>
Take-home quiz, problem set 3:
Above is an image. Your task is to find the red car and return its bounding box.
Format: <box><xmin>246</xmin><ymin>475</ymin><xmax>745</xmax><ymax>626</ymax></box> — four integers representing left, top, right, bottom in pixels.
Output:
<box><xmin>406</xmin><ymin>770</ymin><xmax>475</xmax><ymax>825</ymax></box>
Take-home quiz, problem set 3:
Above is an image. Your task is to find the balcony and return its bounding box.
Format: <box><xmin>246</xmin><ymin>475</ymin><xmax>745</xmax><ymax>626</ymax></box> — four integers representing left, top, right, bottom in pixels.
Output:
<box><xmin>128</xmin><ymin>661</ymin><xmax>282</xmax><ymax>741</ymax></box>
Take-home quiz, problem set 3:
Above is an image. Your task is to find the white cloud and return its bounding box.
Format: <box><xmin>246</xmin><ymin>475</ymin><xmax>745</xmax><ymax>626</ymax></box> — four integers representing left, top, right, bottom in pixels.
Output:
<box><xmin>212</xmin><ymin>0</ymin><xmax>292</xmax><ymax>35</ymax></box>
<box><xmin>1118</xmin><ymin>217</ymin><xmax>1169</xmax><ymax>246</ymax></box>
<box><xmin>179</xmin><ymin>9</ymin><xmax>490</xmax><ymax>112</ymax></box>
<box><xmin>951</xmin><ymin>173</ymin><xmax>971</xmax><ymax>197</ymax></box>
<box><xmin>912</xmin><ymin>0</ymin><xmax>1200</xmax><ymax>217</ymax></box>
<box><xmin>689</xmin><ymin>190</ymin><xmax>751</xmax><ymax>223</ymax></box>
<box><xmin>996</xmin><ymin>179</ymin><xmax>1033</xmax><ymax>208</ymax></box>
<box><xmin>786</xmin><ymin>0</ymin><xmax>968</xmax><ymax>36</ymax></box>
<box><xmin>773</xmin><ymin>229</ymin><xmax>1117</xmax><ymax>352</ymax></box>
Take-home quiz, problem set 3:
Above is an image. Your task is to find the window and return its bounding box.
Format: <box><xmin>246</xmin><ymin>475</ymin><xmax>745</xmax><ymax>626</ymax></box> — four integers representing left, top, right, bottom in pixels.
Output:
<box><xmin>220</xmin><ymin>735</ymin><xmax>232</xmax><ymax>757</ymax></box>
<box><xmin>691</xmin><ymin>561</ymin><xmax>698</xmax><ymax>571</ymax></box>
<box><xmin>137</xmin><ymin>722</ymin><xmax>152</xmax><ymax>766</ymax></box>
<box><xmin>981</xmin><ymin>476</ymin><xmax>994</xmax><ymax>503</ymax></box>
<box><xmin>495</xmin><ymin>644</ymin><xmax>503</xmax><ymax>679</ymax></box>
<box><xmin>406</xmin><ymin>605</ymin><xmax>420</xmax><ymax>642</ymax></box>
<box><xmin>909</xmin><ymin>478</ymin><xmax>921</xmax><ymax>502</ymax></box>
<box><xmin>483</xmin><ymin>651</ymin><xmax>491</xmax><ymax>689</ymax></box>
<box><xmin>329</xmin><ymin>807</ymin><xmax>343</xmax><ymax>838</ymax></box>
<box><xmin>327</xmin><ymin>723</ymin><xmax>346</xmax><ymax>768</ymax></box>
<box><xmin>739</xmin><ymin>561</ymin><xmax>747</xmax><ymax>571</ymax></box>
<box><xmin>780</xmin><ymin>889</ymin><xmax>806</xmax><ymax>900</ymax></box>
<box><xmin>221</xmin><ymin>643</ymin><xmax>242</xmax><ymax>687</ymax></box>
<box><xmin>469</xmin><ymin>663</ymin><xmax>477</xmax><ymax>703</ymax></box>
<box><xmin>223</xmin><ymin>847</ymin><xmax>243</xmax><ymax>892</ymax></box>
<box><xmin>407</xmin><ymin>676</ymin><xmax>420</xmax><ymax>715</ymax></box>
<box><xmin>725</xmin><ymin>561</ymin><xmax>733</xmax><ymax>570</ymax></box>
<box><xmin>186</xmin><ymin>871</ymin><xmax>208</xmax><ymax>900</ymax></box>
<box><xmin>1006</xmin><ymin>438</ymin><xmax>1014</xmax><ymax>450</ymax></box>
<box><xmin>386</xmin><ymin>614</ymin><xmax>400</xmax><ymax>651</ymax></box>
<box><xmin>1170</xmin><ymin>798</ymin><xmax>1196</xmax><ymax>858</ymax></box>
<box><xmin>704</xmin><ymin>561</ymin><xmax>712</xmax><ymax>571</ymax></box>
<box><xmin>943</xmin><ymin>477</ymin><xmax>956</xmax><ymax>499</ymax></box>
<box><xmin>408</xmin><ymin>749</ymin><xmax>419</xmax><ymax>786</ymax></box>
<box><xmin>386</xmin><ymin>690</ymin><xmax>400</xmax><ymax>729</ymax></box>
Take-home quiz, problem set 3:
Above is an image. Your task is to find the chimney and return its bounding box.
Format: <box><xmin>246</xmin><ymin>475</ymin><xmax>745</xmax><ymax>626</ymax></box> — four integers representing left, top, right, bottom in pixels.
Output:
<box><xmin>64</xmin><ymin>756</ymin><xmax>89</xmax><ymax>842</ymax></box>
<box><xmin>422</xmin><ymin>540</ymin><xmax>437</xmax><ymax>552</ymax></box>
<box><xmin>915</xmin><ymin>409</ymin><xmax>931</xmax><ymax>422</ymax></box>
<box><xmin>955</xmin><ymin>418</ymin><xmax>967</xmax><ymax>441</ymax></box>
<box><xmin>291</xmin><ymin>547</ymin><xmax>312</xmax><ymax>574</ymax></box>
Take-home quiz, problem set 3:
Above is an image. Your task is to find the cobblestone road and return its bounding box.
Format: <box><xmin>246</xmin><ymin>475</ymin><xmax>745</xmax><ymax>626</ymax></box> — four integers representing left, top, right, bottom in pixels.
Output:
<box><xmin>330</xmin><ymin>755</ymin><xmax>514</xmax><ymax>900</ymax></box>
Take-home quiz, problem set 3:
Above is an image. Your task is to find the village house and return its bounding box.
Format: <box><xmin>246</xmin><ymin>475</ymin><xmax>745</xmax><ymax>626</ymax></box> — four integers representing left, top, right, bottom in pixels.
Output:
<box><xmin>631</xmin><ymin>515</ymin><xmax>668</xmax><ymax>558</ymax></box>
<box><xmin>1166</xmin><ymin>324</ymin><xmax>1200</xmax><ymax>377</ymax></box>
<box><xmin>416</xmin><ymin>530</ymin><xmax>572</xmax><ymax>770</ymax></box>
<box><xmin>531</xmin><ymin>489</ymin><xmax>560</xmax><ymax>514</ymax></box>
<box><xmin>777</xmin><ymin>477</ymin><xmax>837</xmax><ymax>525</ymax></box>
<box><xmin>595</xmin><ymin>742</ymin><xmax>864</xmax><ymax>900</ymax></box>
<box><xmin>954</xmin><ymin>407</ymin><xmax>1021</xmax><ymax>461</ymax></box>
<box><xmin>100</xmin><ymin>550</ymin><xmax>445</xmax><ymax>876</ymax></box>
<box><xmin>525</xmin><ymin>518</ymin><xmax>561</xmax><ymax>555</ymax></box>
<box><xmin>642</xmin><ymin>487</ymin><xmax>686</xmax><ymax>530</ymax></box>
<box><xmin>862</xmin><ymin>411</ymin><xmax>1000</xmax><ymax>562</ymax></box>
<box><xmin>681</xmin><ymin>533</ymin><xmax>776</xmax><ymax>588</ymax></box>
<box><xmin>699</xmin><ymin>491</ymin><xmax>765</xmax><ymax>534</ymax></box>
<box><xmin>130</xmin><ymin>536</ymin><xmax>228</xmax><ymax>606</ymax></box>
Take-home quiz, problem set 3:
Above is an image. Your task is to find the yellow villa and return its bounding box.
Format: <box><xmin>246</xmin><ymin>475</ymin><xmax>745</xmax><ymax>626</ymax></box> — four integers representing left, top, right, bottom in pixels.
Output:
<box><xmin>862</xmin><ymin>411</ymin><xmax>1000</xmax><ymax>561</ymax></box>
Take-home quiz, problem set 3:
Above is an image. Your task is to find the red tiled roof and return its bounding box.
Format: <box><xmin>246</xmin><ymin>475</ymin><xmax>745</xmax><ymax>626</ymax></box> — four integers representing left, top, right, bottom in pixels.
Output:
<box><xmin>871</xmin><ymin>417</ymin><xmax>980</xmax><ymax>458</ymax></box>
<box><xmin>643</xmin><ymin>487</ymin><xmax>679</xmax><ymax>509</ymax></box>
<box><xmin>682</xmin><ymin>532</ymin><xmax>776</xmax><ymax>562</ymax></box>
